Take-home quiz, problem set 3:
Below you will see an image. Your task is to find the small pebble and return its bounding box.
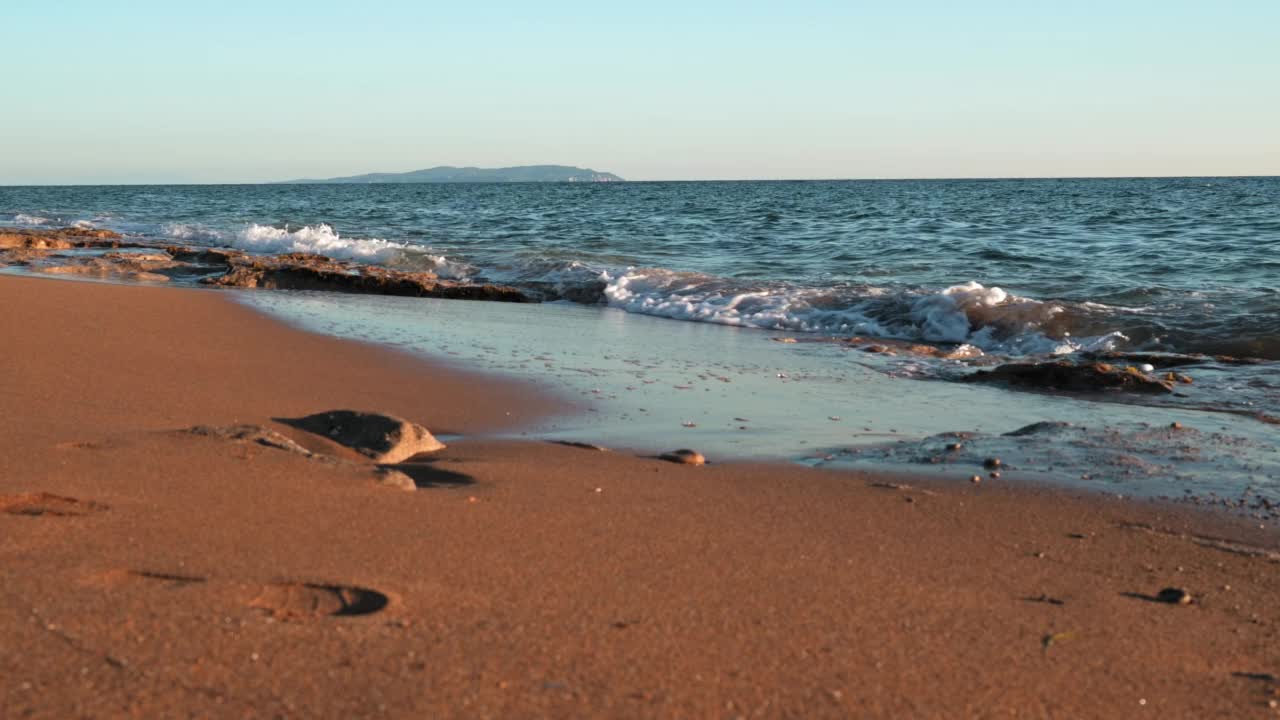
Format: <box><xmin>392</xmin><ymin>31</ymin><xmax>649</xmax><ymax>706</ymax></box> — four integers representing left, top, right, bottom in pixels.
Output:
<box><xmin>989</xmin><ymin>471</ymin><xmax>1001</xmax><ymax>479</ymax></box>
<box><xmin>1170</xmin><ymin>421</ymin><xmax>1182</xmax><ymax>430</ymax></box>
<box><xmin>659</xmin><ymin>449</ymin><xmax>706</xmax><ymax>466</ymax></box>
<box><xmin>969</xmin><ymin>475</ymin><xmax>982</xmax><ymax>484</ymax></box>
<box><xmin>945</xmin><ymin>442</ymin><xmax>963</xmax><ymax>452</ymax></box>
<box><xmin>983</xmin><ymin>457</ymin><xmax>1002</xmax><ymax>469</ymax></box>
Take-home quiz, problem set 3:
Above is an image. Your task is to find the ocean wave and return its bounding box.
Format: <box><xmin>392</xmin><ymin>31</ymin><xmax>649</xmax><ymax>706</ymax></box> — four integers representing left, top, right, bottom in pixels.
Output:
<box><xmin>229</xmin><ymin>223</ymin><xmax>474</xmax><ymax>279</ymax></box>
<box><xmin>13</xmin><ymin>213</ymin><xmax>54</xmax><ymax>226</ymax></box>
<box><xmin>163</xmin><ymin>223</ymin><xmax>225</xmax><ymax>243</ymax></box>
<box><xmin>595</xmin><ymin>268</ymin><xmax>1124</xmax><ymax>355</ymax></box>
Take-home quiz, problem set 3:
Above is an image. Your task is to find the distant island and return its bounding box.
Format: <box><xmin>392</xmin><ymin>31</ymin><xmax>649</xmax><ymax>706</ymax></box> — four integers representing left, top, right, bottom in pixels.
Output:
<box><xmin>278</xmin><ymin>165</ymin><xmax>623</xmax><ymax>184</ymax></box>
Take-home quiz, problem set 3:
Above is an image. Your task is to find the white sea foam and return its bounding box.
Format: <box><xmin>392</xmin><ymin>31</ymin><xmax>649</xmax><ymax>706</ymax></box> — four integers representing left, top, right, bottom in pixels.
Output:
<box><xmin>14</xmin><ymin>213</ymin><xmax>53</xmax><ymax>226</ymax></box>
<box><xmin>226</xmin><ymin>224</ymin><xmax>473</xmax><ymax>279</ymax></box>
<box><xmin>163</xmin><ymin>223</ymin><xmax>224</xmax><ymax>243</ymax></box>
<box><xmin>598</xmin><ymin>271</ymin><xmax>1124</xmax><ymax>356</ymax></box>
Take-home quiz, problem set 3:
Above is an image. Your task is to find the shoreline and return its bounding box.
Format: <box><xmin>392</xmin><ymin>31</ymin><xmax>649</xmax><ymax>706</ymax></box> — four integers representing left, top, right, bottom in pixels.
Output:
<box><xmin>3</xmin><ymin>273</ymin><xmax>1279</xmax><ymax>717</ymax></box>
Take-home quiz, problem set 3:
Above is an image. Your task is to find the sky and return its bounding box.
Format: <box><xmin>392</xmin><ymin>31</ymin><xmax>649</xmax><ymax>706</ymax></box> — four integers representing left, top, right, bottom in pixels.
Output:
<box><xmin>3</xmin><ymin>1</ymin><xmax>1278</xmax><ymax>184</ymax></box>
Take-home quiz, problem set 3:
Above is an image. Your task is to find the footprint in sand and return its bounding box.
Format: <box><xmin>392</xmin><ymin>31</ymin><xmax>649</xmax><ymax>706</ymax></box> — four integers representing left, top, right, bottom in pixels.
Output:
<box><xmin>96</xmin><ymin>570</ymin><xmax>392</xmax><ymax>619</ymax></box>
<box><xmin>250</xmin><ymin>582</ymin><xmax>391</xmax><ymax>619</ymax></box>
<box><xmin>0</xmin><ymin>492</ymin><xmax>108</xmax><ymax>517</ymax></box>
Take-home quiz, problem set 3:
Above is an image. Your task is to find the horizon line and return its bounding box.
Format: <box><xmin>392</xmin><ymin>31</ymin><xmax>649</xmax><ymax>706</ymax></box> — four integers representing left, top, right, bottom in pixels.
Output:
<box><xmin>3</xmin><ymin>173</ymin><xmax>1279</xmax><ymax>188</ymax></box>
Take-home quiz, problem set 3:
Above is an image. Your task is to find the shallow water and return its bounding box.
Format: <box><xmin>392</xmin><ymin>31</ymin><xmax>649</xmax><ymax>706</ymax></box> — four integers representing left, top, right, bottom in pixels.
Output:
<box><xmin>241</xmin><ymin>290</ymin><xmax>1280</xmax><ymax>513</ymax></box>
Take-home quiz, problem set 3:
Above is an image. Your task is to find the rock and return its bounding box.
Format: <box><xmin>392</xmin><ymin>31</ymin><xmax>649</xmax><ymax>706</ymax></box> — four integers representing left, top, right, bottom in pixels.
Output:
<box><xmin>945</xmin><ymin>442</ymin><xmax>963</xmax><ymax>452</ymax></box>
<box><xmin>280</xmin><ymin>410</ymin><xmax>445</xmax><ymax>463</ymax></box>
<box><xmin>969</xmin><ymin>475</ymin><xmax>982</xmax><ymax>484</ymax></box>
<box><xmin>203</xmin><ymin>253</ymin><xmax>533</xmax><ymax>302</ymax></box>
<box><xmin>659</xmin><ymin>449</ymin><xmax>706</xmax><ymax>466</ymax></box>
<box><xmin>551</xmin><ymin>441</ymin><xmax>611</xmax><ymax>452</ymax></box>
<box><xmin>0</xmin><ymin>227</ymin><xmax>126</xmax><ymax>250</ymax></box>
<box><xmin>989</xmin><ymin>471</ymin><xmax>1001</xmax><ymax>479</ymax></box>
<box><xmin>1004</xmin><ymin>421</ymin><xmax>1072</xmax><ymax>437</ymax></box>
<box><xmin>40</xmin><ymin>258</ymin><xmax>173</xmax><ymax>283</ymax></box>
<box><xmin>964</xmin><ymin>361</ymin><xmax>1175</xmax><ymax>394</ymax></box>
<box><xmin>374</xmin><ymin>468</ymin><xmax>417</xmax><ymax>492</ymax></box>
<box><xmin>1155</xmin><ymin>587</ymin><xmax>1193</xmax><ymax>605</ymax></box>
<box><xmin>983</xmin><ymin>457</ymin><xmax>1002</xmax><ymax>469</ymax></box>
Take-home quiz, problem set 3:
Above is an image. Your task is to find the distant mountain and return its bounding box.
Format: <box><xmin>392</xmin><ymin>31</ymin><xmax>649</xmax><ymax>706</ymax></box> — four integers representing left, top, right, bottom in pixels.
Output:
<box><xmin>278</xmin><ymin>165</ymin><xmax>623</xmax><ymax>184</ymax></box>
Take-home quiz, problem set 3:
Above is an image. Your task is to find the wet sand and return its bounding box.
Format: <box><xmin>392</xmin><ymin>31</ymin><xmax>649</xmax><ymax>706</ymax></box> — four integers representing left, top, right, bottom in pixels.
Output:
<box><xmin>2</xmin><ymin>274</ymin><xmax>1278</xmax><ymax>718</ymax></box>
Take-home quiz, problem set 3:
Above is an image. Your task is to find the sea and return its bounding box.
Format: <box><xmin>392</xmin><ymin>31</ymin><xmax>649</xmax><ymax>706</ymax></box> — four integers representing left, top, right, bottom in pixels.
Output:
<box><xmin>4</xmin><ymin>178</ymin><xmax>1278</xmax><ymax>514</ymax></box>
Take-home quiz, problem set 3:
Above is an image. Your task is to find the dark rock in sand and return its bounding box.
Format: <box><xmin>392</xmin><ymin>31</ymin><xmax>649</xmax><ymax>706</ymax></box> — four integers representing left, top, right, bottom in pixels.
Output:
<box><xmin>965</xmin><ymin>361</ymin><xmax>1175</xmax><ymax>394</ymax></box>
<box><xmin>659</xmin><ymin>449</ymin><xmax>706</xmax><ymax>466</ymax></box>
<box><xmin>279</xmin><ymin>410</ymin><xmax>445</xmax><ymax>464</ymax></box>
<box><xmin>983</xmin><ymin>457</ymin><xmax>1002</xmax><ymax>469</ymax></box>
<box><xmin>1156</xmin><ymin>587</ymin><xmax>1193</xmax><ymax>605</ymax></box>
<box><xmin>203</xmin><ymin>252</ymin><xmax>533</xmax><ymax>302</ymax></box>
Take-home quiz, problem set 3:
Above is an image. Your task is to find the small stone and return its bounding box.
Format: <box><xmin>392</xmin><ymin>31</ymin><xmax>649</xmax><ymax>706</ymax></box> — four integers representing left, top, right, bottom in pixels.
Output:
<box><xmin>989</xmin><ymin>471</ymin><xmax>1001</xmax><ymax>479</ymax></box>
<box><xmin>969</xmin><ymin>475</ymin><xmax>982</xmax><ymax>484</ymax></box>
<box><xmin>945</xmin><ymin>442</ymin><xmax>963</xmax><ymax>452</ymax></box>
<box><xmin>1155</xmin><ymin>587</ymin><xmax>1192</xmax><ymax>605</ymax></box>
<box><xmin>1170</xmin><ymin>422</ymin><xmax>1182</xmax><ymax>430</ymax></box>
<box><xmin>659</xmin><ymin>449</ymin><xmax>706</xmax><ymax>466</ymax></box>
<box><xmin>983</xmin><ymin>457</ymin><xmax>1002</xmax><ymax>469</ymax></box>
<box><xmin>374</xmin><ymin>468</ymin><xmax>416</xmax><ymax>492</ymax></box>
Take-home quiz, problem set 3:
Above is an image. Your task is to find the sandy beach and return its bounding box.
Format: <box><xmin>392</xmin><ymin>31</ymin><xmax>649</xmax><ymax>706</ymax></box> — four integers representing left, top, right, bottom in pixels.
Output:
<box><xmin>3</xmin><ymin>273</ymin><xmax>1278</xmax><ymax>718</ymax></box>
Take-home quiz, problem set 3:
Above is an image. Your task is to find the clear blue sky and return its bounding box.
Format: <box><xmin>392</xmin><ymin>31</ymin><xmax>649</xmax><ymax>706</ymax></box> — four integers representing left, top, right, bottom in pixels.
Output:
<box><xmin>3</xmin><ymin>0</ymin><xmax>1277</xmax><ymax>183</ymax></box>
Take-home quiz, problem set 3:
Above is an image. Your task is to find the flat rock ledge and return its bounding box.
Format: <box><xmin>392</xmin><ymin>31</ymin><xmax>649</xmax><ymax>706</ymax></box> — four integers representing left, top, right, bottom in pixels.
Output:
<box><xmin>963</xmin><ymin>360</ymin><xmax>1175</xmax><ymax>394</ymax></box>
<box><xmin>278</xmin><ymin>410</ymin><xmax>446</xmax><ymax>464</ymax></box>
<box><xmin>1</xmin><ymin>227</ymin><xmax>534</xmax><ymax>303</ymax></box>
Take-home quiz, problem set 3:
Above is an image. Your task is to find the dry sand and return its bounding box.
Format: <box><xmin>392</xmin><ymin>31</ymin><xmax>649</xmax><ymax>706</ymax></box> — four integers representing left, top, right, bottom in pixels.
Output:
<box><xmin>2</xmin><ymin>274</ymin><xmax>1278</xmax><ymax>718</ymax></box>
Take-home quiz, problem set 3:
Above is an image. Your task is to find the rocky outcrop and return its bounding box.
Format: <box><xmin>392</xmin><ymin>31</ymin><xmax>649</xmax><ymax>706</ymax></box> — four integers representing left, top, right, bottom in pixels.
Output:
<box><xmin>0</xmin><ymin>227</ymin><xmax>127</xmax><ymax>250</ymax></box>
<box><xmin>201</xmin><ymin>252</ymin><xmax>534</xmax><ymax>302</ymax></box>
<box><xmin>6</xmin><ymin>228</ymin><xmax>535</xmax><ymax>303</ymax></box>
<box><xmin>964</xmin><ymin>361</ymin><xmax>1175</xmax><ymax>394</ymax></box>
<box><xmin>39</xmin><ymin>252</ymin><xmax>192</xmax><ymax>283</ymax></box>
<box><xmin>278</xmin><ymin>410</ymin><xmax>446</xmax><ymax>464</ymax></box>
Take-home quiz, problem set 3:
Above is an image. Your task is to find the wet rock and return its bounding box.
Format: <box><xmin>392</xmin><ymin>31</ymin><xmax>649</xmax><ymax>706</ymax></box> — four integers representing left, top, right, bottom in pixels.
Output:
<box><xmin>945</xmin><ymin>442</ymin><xmax>963</xmax><ymax>452</ymax></box>
<box><xmin>983</xmin><ymin>457</ymin><xmax>1002</xmax><ymax>469</ymax></box>
<box><xmin>1156</xmin><ymin>587</ymin><xmax>1193</xmax><ymax>605</ymax></box>
<box><xmin>969</xmin><ymin>475</ymin><xmax>982</xmax><ymax>484</ymax></box>
<box><xmin>203</xmin><ymin>252</ymin><xmax>533</xmax><ymax>302</ymax></box>
<box><xmin>0</xmin><ymin>227</ymin><xmax>127</xmax><ymax>250</ymax></box>
<box><xmin>1086</xmin><ymin>350</ymin><xmax>1266</xmax><ymax>367</ymax></box>
<box><xmin>279</xmin><ymin>410</ymin><xmax>445</xmax><ymax>464</ymax></box>
<box><xmin>659</xmin><ymin>449</ymin><xmax>706</xmax><ymax>466</ymax></box>
<box><xmin>0</xmin><ymin>246</ymin><xmax>53</xmax><ymax>266</ymax></box>
<box><xmin>964</xmin><ymin>361</ymin><xmax>1175</xmax><ymax>394</ymax></box>
<box><xmin>1004</xmin><ymin>421</ymin><xmax>1072</xmax><ymax>437</ymax></box>
<box><xmin>41</xmin><ymin>263</ymin><xmax>168</xmax><ymax>283</ymax></box>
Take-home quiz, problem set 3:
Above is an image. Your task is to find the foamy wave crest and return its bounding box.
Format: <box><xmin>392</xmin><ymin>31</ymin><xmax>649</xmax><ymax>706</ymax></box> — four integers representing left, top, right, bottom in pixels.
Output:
<box><xmin>229</xmin><ymin>224</ymin><xmax>474</xmax><ymax>279</ymax></box>
<box><xmin>14</xmin><ymin>213</ymin><xmax>53</xmax><ymax>226</ymax></box>
<box><xmin>603</xmin><ymin>268</ymin><xmax>894</xmax><ymax>334</ymax></box>
<box><xmin>600</xmin><ymin>270</ymin><xmax>1126</xmax><ymax>355</ymax></box>
<box><xmin>163</xmin><ymin>223</ymin><xmax>224</xmax><ymax>243</ymax></box>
